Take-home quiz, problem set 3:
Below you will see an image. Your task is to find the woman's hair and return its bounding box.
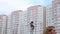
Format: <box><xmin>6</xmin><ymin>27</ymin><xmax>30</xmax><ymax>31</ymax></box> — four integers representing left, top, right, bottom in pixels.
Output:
<box><xmin>43</xmin><ymin>26</ymin><xmax>55</xmax><ymax>34</ymax></box>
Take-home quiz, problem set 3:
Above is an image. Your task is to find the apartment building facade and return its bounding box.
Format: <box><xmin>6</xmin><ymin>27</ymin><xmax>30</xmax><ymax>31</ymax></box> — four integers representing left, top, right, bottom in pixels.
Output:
<box><xmin>0</xmin><ymin>15</ymin><xmax>7</xmax><ymax>34</ymax></box>
<box><xmin>46</xmin><ymin>4</ymin><xmax>55</xmax><ymax>27</ymax></box>
<box><xmin>52</xmin><ymin>0</ymin><xmax>60</xmax><ymax>34</ymax></box>
<box><xmin>27</xmin><ymin>5</ymin><xmax>46</xmax><ymax>34</ymax></box>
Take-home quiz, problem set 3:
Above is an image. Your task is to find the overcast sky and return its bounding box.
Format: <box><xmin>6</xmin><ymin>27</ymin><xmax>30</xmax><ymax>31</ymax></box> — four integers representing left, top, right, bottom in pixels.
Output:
<box><xmin>0</xmin><ymin>0</ymin><xmax>52</xmax><ymax>15</ymax></box>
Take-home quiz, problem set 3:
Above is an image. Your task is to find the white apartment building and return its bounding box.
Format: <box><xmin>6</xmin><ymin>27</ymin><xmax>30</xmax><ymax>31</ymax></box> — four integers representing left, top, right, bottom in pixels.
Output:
<box><xmin>0</xmin><ymin>15</ymin><xmax>7</xmax><ymax>34</ymax></box>
<box><xmin>52</xmin><ymin>0</ymin><xmax>60</xmax><ymax>34</ymax></box>
<box><xmin>7</xmin><ymin>10</ymin><xmax>29</xmax><ymax>34</ymax></box>
<box><xmin>7</xmin><ymin>15</ymin><xmax>12</xmax><ymax>34</ymax></box>
<box><xmin>46</xmin><ymin>4</ymin><xmax>55</xmax><ymax>27</ymax></box>
<box><xmin>27</xmin><ymin>5</ymin><xmax>46</xmax><ymax>34</ymax></box>
<box><xmin>17</xmin><ymin>11</ymin><xmax>29</xmax><ymax>34</ymax></box>
<box><xmin>11</xmin><ymin>10</ymin><xmax>24</xmax><ymax>34</ymax></box>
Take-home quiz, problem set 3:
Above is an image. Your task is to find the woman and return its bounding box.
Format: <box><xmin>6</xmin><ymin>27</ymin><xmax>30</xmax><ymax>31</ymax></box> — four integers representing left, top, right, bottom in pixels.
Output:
<box><xmin>43</xmin><ymin>26</ymin><xmax>56</xmax><ymax>34</ymax></box>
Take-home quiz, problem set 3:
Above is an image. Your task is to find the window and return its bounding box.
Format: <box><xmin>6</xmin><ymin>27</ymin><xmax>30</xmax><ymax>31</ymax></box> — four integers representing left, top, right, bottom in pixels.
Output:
<box><xmin>57</xmin><ymin>21</ymin><xmax>60</xmax><ymax>22</ymax></box>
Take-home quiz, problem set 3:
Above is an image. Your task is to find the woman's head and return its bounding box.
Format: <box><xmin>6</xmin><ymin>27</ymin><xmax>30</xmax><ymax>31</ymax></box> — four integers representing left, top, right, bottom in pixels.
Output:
<box><xmin>43</xmin><ymin>26</ymin><xmax>56</xmax><ymax>34</ymax></box>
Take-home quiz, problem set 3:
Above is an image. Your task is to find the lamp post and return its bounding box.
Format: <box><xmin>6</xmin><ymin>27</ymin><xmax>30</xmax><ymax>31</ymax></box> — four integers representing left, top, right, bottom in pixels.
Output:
<box><xmin>30</xmin><ymin>21</ymin><xmax>34</xmax><ymax>34</ymax></box>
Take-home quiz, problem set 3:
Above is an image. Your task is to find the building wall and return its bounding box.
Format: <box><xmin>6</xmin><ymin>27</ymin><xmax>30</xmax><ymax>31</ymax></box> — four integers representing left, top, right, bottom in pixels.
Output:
<box><xmin>7</xmin><ymin>10</ymin><xmax>29</xmax><ymax>34</ymax></box>
<box><xmin>46</xmin><ymin>4</ymin><xmax>55</xmax><ymax>27</ymax></box>
<box><xmin>52</xmin><ymin>0</ymin><xmax>60</xmax><ymax>34</ymax></box>
<box><xmin>0</xmin><ymin>15</ymin><xmax>7</xmax><ymax>34</ymax></box>
<box><xmin>7</xmin><ymin>15</ymin><xmax>12</xmax><ymax>34</ymax></box>
<box><xmin>10</xmin><ymin>10</ymin><xmax>22</xmax><ymax>34</ymax></box>
<box><xmin>17</xmin><ymin>11</ymin><xmax>29</xmax><ymax>34</ymax></box>
<box><xmin>43</xmin><ymin>7</ymin><xmax>46</xmax><ymax>33</ymax></box>
<box><xmin>27</xmin><ymin>5</ymin><xmax>46</xmax><ymax>34</ymax></box>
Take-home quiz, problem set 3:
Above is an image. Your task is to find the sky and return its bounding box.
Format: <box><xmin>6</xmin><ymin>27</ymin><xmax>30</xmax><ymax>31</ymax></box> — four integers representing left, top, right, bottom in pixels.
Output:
<box><xmin>0</xmin><ymin>0</ymin><xmax>52</xmax><ymax>15</ymax></box>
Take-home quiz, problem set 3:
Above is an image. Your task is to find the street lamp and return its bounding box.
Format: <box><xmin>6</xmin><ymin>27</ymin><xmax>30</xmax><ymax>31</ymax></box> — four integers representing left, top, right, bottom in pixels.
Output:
<box><xmin>30</xmin><ymin>21</ymin><xmax>34</xmax><ymax>34</ymax></box>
